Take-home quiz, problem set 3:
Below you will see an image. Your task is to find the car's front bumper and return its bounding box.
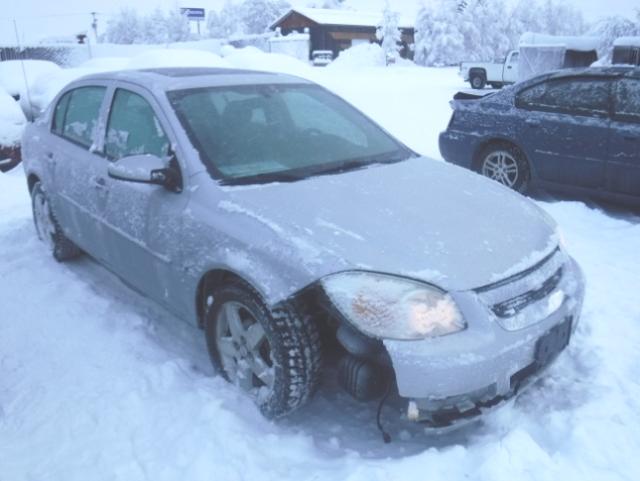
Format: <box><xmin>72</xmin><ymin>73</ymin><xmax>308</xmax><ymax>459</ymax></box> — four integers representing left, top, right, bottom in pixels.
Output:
<box><xmin>384</xmin><ymin>254</ymin><xmax>585</xmax><ymax>427</ymax></box>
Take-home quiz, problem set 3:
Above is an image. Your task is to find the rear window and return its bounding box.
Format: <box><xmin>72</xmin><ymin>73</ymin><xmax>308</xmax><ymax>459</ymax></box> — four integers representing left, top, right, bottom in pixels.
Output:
<box><xmin>517</xmin><ymin>78</ymin><xmax>610</xmax><ymax>117</ymax></box>
<box><xmin>53</xmin><ymin>86</ymin><xmax>106</xmax><ymax>148</ymax></box>
<box><xmin>613</xmin><ymin>79</ymin><xmax>640</xmax><ymax>123</ymax></box>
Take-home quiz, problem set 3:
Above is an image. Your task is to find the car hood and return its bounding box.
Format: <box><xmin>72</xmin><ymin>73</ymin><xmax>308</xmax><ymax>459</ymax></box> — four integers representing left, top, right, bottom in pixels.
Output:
<box><xmin>220</xmin><ymin>157</ymin><xmax>558</xmax><ymax>292</ymax></box>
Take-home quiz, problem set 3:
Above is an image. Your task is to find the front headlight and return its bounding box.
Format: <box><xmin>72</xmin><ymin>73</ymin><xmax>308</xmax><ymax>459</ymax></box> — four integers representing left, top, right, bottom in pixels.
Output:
<box><xmin>322</xmin><ymin>272</ymin><xmax>466</xmax><ymax>340</ymax></box>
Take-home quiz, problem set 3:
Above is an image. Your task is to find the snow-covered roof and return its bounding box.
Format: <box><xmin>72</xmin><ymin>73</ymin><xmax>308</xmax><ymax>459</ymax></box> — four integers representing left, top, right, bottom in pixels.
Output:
<box><xmin>614</xmin><ymin>37</ymin><xmax>640</xmax><ymax>47</ymax></box>
<box><xmin>271</xmin><ymin>8</ymin><xmax>414</xmax><ymax>30</ymax></box>
<box><xmin>519</xmin><ymin>33</ymin><xmax>600</xmax><ymax>52</ymax></box>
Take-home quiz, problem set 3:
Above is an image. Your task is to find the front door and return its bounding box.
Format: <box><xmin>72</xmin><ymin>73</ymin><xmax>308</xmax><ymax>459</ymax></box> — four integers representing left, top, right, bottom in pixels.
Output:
<box><xmin>100</xmin><ymin>86</ymin><xmax>190</xmax><ymax>312</ymax></box>
<box><xmin>516</xmin><ymin>76</ymin><xmax>611</xmax><ymax>190</ymax></box>
<box><xmin>608</xmin><ymin>78</ymin><xmax>640</xmax><ymax>198</ymax></box>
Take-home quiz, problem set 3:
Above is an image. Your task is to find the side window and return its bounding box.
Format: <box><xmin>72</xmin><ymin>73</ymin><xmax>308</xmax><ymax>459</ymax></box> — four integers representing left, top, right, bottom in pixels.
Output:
<box><xmin>517</xmin><ymin>78</ymin><xmax>610</xmax><ymax>117</ymax></box>
<box><xmin>52</xmin><ymin>91</ymin><xmax>71</xmax><ymax>135</ymax></box>
<box><xmin>509</xmin><ymin>52</ymin><xmax>519</xmax><ymax>64</ymax></box>
<box><xmin>613</xmin><ymin>79</ymin><xmax>640</xmax><ymax>123</ymax></box>
<box><xmin>57</xmin><ymin>86</ymin><xmax>106</xmax><ymax>148</ymax></box>
<box><xmin>105</xmin><ymin>89</ymin><xmax>170</xmax><ymax>161</ymax></box>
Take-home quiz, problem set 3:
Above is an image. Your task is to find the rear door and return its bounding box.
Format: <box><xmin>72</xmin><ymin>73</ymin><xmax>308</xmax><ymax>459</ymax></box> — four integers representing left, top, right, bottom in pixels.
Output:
<box><xmin>49</xmin><ymin>84</ymin><xmax>110</xmax><ymax>260</ymax></box>
<box><xmin>100</xmin><ymin>85</ymin><xmax>190</xmax><ymax>311</ymax></box>
<box><xmin>608</xmin><ymin>78</ymin><xmax>640</xmax><ymax>198</ymax></box>
<box><xmin>516</xmin><ymin>76</ymin><xmax>612</xmax><ymax>190</ymax></box>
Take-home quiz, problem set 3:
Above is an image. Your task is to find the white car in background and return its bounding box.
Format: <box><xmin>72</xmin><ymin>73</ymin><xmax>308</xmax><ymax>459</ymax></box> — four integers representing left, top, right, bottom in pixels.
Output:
<box><xmin>460</xmin><ymin>50</ymin><xmax>520</xmax><ymax>89</ymax></box>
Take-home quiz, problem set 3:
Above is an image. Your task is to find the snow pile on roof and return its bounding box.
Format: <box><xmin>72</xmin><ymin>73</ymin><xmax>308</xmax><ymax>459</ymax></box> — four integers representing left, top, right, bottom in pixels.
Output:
<box><xmin>273</xmin><ymin>7</ymin><xmax>414</xmax><ymax>29</ymax></box>
<box><xmin>614</xmin><ymin>37</ymin><xmax>640</xmax><ymax>47</ymax></box>
<box><xmin>125</xmin><ymin>49</ymin><xmax>231</xmax><ymax>70</ymax></box>
<box><xmin>519</xmin><ymin>33</ymin><xmax>600</xmax><ymax>51</ymax></box>
<box><xmin>0</xmin><ymin>87</ymin><xmax>26</xmax><ymax>147</ymax></box>
<box><xmin>221</xmin><ymin>46</ymin><xmax>313</xmax><ymax>78</ymax></box>
<box><xmin>0</xmin><ymin>60</ymin><xmax>61</xmax><ymax>99</ymax></box>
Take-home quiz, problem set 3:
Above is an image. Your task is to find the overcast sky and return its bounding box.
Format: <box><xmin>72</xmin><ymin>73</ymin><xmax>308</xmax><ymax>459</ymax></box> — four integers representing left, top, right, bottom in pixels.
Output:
<box><xmin>0</xmin><ymin>0</ymin><xmax>637</xmax><ymax>44</ymax></box>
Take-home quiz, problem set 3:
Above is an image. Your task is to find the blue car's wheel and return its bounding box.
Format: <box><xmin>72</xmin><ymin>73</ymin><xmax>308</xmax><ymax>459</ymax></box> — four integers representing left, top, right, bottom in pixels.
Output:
<box><xmin>479</xmin><ymin>143</ymin><xmax>530</xmax><ymax>193</ymax></box>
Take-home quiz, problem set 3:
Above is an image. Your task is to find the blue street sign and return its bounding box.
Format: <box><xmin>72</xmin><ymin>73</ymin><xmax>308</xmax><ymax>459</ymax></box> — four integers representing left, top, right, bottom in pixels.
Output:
<box><xmin>180</xmin><ymin>8</ymin><xmax>206</xmax><ymax>19</ymax></box>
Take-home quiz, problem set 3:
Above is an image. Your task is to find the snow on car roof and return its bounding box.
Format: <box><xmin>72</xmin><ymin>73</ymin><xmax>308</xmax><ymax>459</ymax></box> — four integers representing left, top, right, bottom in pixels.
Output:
<box><xmin>519</xmin><ymin>32</ymin><xmax>600</xmax><ymax>52</ymax></box>
<box><xmin>271</xmin><ymin>8</ymin><xmax>414</xmax><ymax>30</ymax></box>
<box><xmin>614</xmin><ymin>37</ymin><xmax>640</xmax><ymax>47</ymax></box>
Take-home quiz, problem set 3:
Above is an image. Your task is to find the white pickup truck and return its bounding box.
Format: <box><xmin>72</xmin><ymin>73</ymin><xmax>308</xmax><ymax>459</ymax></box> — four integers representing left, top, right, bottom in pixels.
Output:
<box><xmin>460</xmin><ymin>50</ymin><xmax>519</xmax><ymax>89</ymax></box>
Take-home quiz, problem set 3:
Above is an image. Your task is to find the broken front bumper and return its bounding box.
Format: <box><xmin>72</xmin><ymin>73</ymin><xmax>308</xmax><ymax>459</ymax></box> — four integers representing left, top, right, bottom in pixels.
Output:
<box><xmin>384</xmin><ymin>255</ymin><xmax>585</xmax><ymax>428</ymax></box>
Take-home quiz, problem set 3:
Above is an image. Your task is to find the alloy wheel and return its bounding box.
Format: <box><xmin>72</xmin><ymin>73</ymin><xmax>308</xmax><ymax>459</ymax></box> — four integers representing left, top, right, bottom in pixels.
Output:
<box><xmin>33</xmin><ymin>191</ymin><xmax>56</xmax><ymax>250</ymax></box>
<box><xmin>481</xmin><ymin>150</ymin><xmax>519</xmax><ymax>188</ymax></box>
<box><xmin>215</xmin><ymin>301</ymin><xmax>275</xmax><ymax>401</ymax></box>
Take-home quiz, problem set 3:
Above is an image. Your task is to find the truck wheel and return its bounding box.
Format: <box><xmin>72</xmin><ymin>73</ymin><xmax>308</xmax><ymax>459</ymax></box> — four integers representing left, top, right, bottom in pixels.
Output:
<box><xmin>478</xmin><ymin>143</ymin><xmax>530</xmax><ymax>193</ymax></box>
<box><xmin>204</xmin><ymin>281</ymin><xmax>322</xmax><ymax>418</ymax></box>
<box><xmin>470</xmin><ymin>73</ymin><xmax>486</xmax><ymax>89</ymax></box>
<box><xmin>31</xmin><ymin>182</ymin><xmax>82</xmax><ymax>261</ymax></box>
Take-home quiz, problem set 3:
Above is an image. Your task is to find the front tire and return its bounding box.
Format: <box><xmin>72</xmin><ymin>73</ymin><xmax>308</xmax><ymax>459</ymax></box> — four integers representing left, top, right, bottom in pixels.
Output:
<box><xmin>204</xmin><ymin>282</ymin><xmax>322</xmax><ymax>418</ymax></box>
<box><xmin>478</xmin><ymin>143</ymin><xmax>531</xmax><ymax>193</ymax></box>
<box><xmin>31</xmin><ymin>182</ymin><xmax>82</xmax><ymax>261</ymax></box>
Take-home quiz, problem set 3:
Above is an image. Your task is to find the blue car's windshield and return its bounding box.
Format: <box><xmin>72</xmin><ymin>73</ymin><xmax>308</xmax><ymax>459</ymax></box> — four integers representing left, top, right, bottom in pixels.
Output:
<box><xmin>167</xmin><ymin>84</ymin><xmax>412</xmax><ymax>184</ymax></box>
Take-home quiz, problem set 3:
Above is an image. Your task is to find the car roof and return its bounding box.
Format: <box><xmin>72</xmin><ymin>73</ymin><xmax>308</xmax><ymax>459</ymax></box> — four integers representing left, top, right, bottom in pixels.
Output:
<box><xmin>75</xmin><ymin>67</ymin><xmax>313</xmax><ymax>91</ymax></box>
<box><xmin>524</xmin><ymin>66</ymin><xmax>640</xmax><ymax>85</ymax></box>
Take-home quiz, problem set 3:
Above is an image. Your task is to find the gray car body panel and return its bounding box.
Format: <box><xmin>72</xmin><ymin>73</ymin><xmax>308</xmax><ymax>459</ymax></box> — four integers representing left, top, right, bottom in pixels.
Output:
<box><xmin>22</xmin><ymin>68</ymin><xmax>584</xmax><ymax>404</ymax></box>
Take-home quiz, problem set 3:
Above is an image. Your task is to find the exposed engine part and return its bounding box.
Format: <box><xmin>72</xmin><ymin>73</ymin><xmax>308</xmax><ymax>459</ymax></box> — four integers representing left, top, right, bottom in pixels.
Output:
<box><xmin>337</xmin><ymin>355</ymin><xmax>387</xmax><ymax>402</ymax></box>
<box><xmin>336</xmin><ymin>323</ymin><xmax>384</xmax><ymax>360</ymax></box>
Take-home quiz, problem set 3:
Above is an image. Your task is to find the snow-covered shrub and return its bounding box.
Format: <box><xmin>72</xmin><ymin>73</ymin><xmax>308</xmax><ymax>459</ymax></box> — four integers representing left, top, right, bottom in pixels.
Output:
<box><xmin>376</xmin><ymin>2</ymin><xmax>403</xmax><ymax>65</ymax></box>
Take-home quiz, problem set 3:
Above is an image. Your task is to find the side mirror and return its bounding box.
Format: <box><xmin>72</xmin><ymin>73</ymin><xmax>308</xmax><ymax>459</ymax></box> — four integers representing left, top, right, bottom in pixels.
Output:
<box><xmin>108</xmin><ymin>154</ymin><xmax>181</xmax><ymax>192</ymax></box>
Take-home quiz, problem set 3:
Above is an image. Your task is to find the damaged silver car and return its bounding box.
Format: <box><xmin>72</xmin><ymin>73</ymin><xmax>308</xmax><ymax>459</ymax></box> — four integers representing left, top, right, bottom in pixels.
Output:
<box><xmin>21</xmin><ymin>68</ymin><xmax>584</xmax><ymax>429</ymax></box>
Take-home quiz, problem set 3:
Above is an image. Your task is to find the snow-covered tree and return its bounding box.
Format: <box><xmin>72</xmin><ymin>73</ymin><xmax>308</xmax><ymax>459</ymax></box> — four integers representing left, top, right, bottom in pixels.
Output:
<box><xmin>141</xmin><ymin>8</ymin><xmax>170</xmax><ymax>44</ymax></box>
<box><xmin>207</xmin><ymin>1</ymin><xmax>246</xmax><ymax>38</ymax></box>
<box><xmin>306</xmin><ymin>0</ymin><xmax>345</xmax><ymax>8</ymax></box>
<box><xmin>589</xmin><ymin>16</ymin><xmax>640</xmax><ymax>62</ymax></box>
<box><xmin>414</xmin><ymin>2</ymin><xmax>464</xmax><ymax>66</ymax></box>
<box><xmin>104</xmin><ymin>8</ymin><xmax>142</xmax><ymax>44</ymax></box>
<box><xmin>240</xmin><ymin>0</ymin><xmax>290</xmax><ymax>34</ymax></box>
<box><xmin>165</xmin><ymin>9</ymin><xmax>192</xmax><ymax>42</ymax></box>
<box><xmin>376</xmin><ymin>2</ymin><xmax>402</xmax><ymax>65</ymax></box>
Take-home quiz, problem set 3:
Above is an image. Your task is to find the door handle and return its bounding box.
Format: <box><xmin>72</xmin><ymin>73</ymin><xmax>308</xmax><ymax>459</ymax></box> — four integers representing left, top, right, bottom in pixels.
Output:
<box><xmin>525</xmin><ymin>119</ymin><xmax>541</xmax><ymax>128</ymax></box>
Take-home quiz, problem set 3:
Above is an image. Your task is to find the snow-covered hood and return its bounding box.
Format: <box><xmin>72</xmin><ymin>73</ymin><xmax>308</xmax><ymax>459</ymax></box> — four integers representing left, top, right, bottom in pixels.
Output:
<box><xmin>221</xmin><ymin>157</ymin><xmax>558</xmax><ymax>292</ymax></box>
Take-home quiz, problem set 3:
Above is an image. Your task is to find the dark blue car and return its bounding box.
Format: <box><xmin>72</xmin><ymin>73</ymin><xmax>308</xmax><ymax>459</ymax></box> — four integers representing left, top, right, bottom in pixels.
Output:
<box><xmin>439</xmin><ymin>67</ymin><xmax>640</xmax><ymax>206</ymax></box>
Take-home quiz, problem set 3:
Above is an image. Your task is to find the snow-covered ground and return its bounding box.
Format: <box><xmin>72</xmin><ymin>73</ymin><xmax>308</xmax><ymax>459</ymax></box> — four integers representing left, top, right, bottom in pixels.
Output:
<box><xmin>1</xmin><ymin>61</ymin><xmax>640</xmax><ymax>481</ymax></box>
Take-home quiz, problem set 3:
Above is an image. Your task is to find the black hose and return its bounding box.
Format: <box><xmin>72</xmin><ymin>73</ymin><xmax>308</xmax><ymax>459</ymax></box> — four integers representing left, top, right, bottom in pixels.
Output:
<box><xmin>375</xmin><ymin>375</ymin><xmax>392</xmax><ymax>444</ymax></box>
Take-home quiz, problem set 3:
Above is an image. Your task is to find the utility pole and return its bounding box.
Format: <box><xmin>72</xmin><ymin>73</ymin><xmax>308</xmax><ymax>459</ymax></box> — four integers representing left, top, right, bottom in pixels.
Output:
<box><xmin>91</xmin><ymin>12</ymin><xmax>98</xmax><ymax>42</ymax></box>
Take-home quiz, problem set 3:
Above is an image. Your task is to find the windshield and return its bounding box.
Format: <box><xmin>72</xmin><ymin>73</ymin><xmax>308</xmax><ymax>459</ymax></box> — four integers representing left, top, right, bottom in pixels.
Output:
<box><xmin>167</xmin><ymin>83</ymin><xmax>411</xmax><ymax>184</ymax></box>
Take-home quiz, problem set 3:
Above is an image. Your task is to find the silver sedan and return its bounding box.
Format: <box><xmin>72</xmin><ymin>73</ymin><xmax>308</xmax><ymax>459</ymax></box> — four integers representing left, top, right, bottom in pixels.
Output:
<box><xmin>21</xmin><ymin>67</ymin><xmax>584</xmax><ymax>428</ymax></box>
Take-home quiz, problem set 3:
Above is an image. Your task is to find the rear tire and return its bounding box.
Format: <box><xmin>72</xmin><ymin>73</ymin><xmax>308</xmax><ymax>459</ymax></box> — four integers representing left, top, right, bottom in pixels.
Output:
<box><xmin>477</xmin><ymin>143</ymin><xmax>531</xmax><ymax>193</ymax></box>
<box><xmin>204</xmin><ymin>281</ymin><xmax>322</xmax><ymax>418</ymax></box>
<box><xmin>470</xmin><ymin>73</ymin><xmax>486</xmax><ymax>89</ymax></box>
<box><xmin>31</xmin><ymin>182</ymin><xmax>82</xmax><ymax>261</ymax></box>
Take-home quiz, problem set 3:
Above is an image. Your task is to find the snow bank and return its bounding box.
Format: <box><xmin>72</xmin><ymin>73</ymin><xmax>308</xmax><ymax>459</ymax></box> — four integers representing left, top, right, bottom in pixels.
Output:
<box><xmin>0</xmin><ymin>87</ymin><xmax>26</xmax><ymax>147</ymax></box>
<box><xmin>29</xmin><ymin>67</ymin><xmax>101</xmax><ymax>117</ymax></box>
<box><xmin>222</xmin><ymin>46</ymin><xmax>313</xmax><ymax>78</ymax></box>
<box><xmin>0</xmin><ymin>60</ymin><xmax>61</xmax><ymax>98</ymax></box>
<box><xmin>125</xmin><ymin>48</ymin><xmax>231</xmax><ymax>70</ymax></box>
<box><xmin>79</xmin><ymin>57</ymin><xmax>131</xmax><ymax>72</ymax></box>
<box><xmin>328</xmin><ymin>43</ymin><xmax>414</xmax><ymax>70</ymax></box>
